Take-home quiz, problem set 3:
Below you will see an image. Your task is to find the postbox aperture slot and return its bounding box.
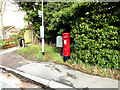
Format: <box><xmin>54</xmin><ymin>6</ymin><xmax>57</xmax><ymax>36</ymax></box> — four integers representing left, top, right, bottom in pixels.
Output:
<box><xmin>63</xmin><ymin>36</ymin><xmax>68</xmax><ymax>39</ymax></box>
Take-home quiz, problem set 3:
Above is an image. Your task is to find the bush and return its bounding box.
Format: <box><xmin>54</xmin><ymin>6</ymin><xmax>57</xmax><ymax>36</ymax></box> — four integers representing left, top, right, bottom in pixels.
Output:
<box><xmin>18</xmin><ymin>2</ymin><xmax>120</xmax><ymax>70</ymax></box>
<box><xmin>70</xmin><ymin>22</ymin><xmax>120</xmax><ymax>70</ymax></box>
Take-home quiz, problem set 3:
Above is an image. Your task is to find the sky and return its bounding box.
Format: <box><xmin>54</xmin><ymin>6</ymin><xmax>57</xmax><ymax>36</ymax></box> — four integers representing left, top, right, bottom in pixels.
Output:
<box><xmin>3</xmin><ymin>0</ymin><xmax>25</xmax><ymax>29</ymax></box>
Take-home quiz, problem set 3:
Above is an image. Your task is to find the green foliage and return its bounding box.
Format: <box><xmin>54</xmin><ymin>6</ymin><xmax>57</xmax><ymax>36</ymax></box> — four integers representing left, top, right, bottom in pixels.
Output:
<box><xmin>0</xmin><ymin>39</ymin><xmax>9</xmax><ymax>49</ymax></box>
<box><xmin>70</xmin><ymin>34</ymin><xmax>119</xmax><ymax>70</ymax></box>
<box><xmin>13</xmin><ymin>35</ymin><xmax>19</xmax><ymax>44</ymax></box>
<box><xmin>0</xmin><ymin>34</ymin><xmax>19</xmax><ymax>49</ymax></box>
<box><xmin>18</xmin><ymin>2</ymin><xmax>120</xmax><ymax>70</ymax></box>
<box><xmin>69</xmin><ymin>3</ymin><xmax>120</xmax><ymax>70</ymax></box>
<box><xmin>17</xmin><ymin>28</ymin><xmax>26</xmax><ymax>39</ymax></box>
<box><xmin>18</xmin><ymin>2</ymin><xmax>42</xmax><ymax>35</ymax></box>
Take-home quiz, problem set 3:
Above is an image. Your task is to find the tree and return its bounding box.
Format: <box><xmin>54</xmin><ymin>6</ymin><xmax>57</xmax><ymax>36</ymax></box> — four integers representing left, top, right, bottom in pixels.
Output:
<box><xmin>0</xmin><ymin>0</ymin><xmax>22</xmax><ymax>39</ymax></box>
<box><xmin>0</xmin><ymin>0</ymin><xmax>7</xmax><ymax>39</ymax></box>
<box><xmin>18</xmin><ymin>2</ymin><xmax>120</xmax><ymax>70</ymax></box>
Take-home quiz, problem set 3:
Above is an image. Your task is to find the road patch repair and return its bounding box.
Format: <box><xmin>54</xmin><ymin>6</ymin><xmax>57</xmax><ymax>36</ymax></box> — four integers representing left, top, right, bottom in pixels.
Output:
<box><xmin>0</xmin><ymin>47</ymin><xmax>119</xmax><ymax>89</ymax></box>
<box><xmin>16</xmin><ymin>62</ymin><xmax>119</xmax><ymax>88</ymax></box>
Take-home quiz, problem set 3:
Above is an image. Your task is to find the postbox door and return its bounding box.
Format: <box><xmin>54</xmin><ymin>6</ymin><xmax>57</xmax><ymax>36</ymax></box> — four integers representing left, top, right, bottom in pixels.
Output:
<box><xmin>62</xmin><ymin>33</ymin><xmax>70</xmax><ymax>56</ymax></box>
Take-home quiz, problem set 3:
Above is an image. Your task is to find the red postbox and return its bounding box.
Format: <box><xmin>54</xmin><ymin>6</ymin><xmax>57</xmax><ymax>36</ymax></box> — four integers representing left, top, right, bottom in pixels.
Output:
<box><xmin>62</xmin><ymin>33</ymin><xmax>70</xmax><ymax>62</ymax></box>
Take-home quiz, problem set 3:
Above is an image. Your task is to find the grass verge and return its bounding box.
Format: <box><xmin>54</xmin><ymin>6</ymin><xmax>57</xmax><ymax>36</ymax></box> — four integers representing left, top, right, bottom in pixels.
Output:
<box><xmin>15</xmin><ymin>44</ymin><xmax>120</xmax><ymax>80</ymax></box>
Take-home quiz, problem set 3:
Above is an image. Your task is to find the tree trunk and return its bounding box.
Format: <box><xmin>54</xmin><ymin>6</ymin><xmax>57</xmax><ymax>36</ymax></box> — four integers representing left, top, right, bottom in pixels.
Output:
<box><xmin>0</xmin><ymin>0</ymin><xmax>3</xmax><ymax>39</ymax></box>
<box><xmin>24</xmin><ymin>12</ymin><xmax>29</xmax><ymax>29</ymax></box>
<box><xmin>0</xmin><ymin>0</ymin><xmax>6</xmax><ymax>39</ymax></box>
<box><xmin>0</xmin><ymin>13</ymin><xmax>4</xmax><ymax>39</ymax></box>
<box><xmin>32</xmin><ymin>30</ymin><xmax>41</xmax><ymax>45</ymax></box>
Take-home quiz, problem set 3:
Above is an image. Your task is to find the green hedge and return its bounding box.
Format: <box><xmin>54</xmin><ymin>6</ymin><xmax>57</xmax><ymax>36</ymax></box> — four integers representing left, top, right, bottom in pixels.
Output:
<box><xmin>18</xmin><ymin>2</ymin><xmax>120</xmax><ymax>70</ymax></box>
<box><xmin>70</xmin><ymin>22</ymin><xmax>120</xmax><ymax>70</ymax></box>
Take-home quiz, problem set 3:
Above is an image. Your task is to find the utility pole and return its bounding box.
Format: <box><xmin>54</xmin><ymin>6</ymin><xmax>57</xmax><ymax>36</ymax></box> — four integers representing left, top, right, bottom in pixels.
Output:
<box><xmin>42</xmin><ymin>0</ymin><xmax>45</xmax><ymax>55</ymax></box>
<box><xmin>38</xmin><ymin>0</ymin><xmax>44</xmax><ymax>55</ymax></box>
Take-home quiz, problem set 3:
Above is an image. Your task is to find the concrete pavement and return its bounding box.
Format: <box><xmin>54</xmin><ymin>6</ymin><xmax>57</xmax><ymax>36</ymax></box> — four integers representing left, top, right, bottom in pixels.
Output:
<box><xmin>0</xmin><ymin>47</ymin><xmax>20</xmax><ymax>55</ymax></box>
<box><xmin>0</xmin><ymin>47</ymin><xmax>119</xmax><ymax>89</ymax></box>
<box><xmin>16</xmin><ymin>62</ymin><xmax>119</xmax><ymax>88</ymax></box>
<box><xmin>0</xmin><ymin>47</ymin><xmax>72</xmax><ymax>88</ymax></box>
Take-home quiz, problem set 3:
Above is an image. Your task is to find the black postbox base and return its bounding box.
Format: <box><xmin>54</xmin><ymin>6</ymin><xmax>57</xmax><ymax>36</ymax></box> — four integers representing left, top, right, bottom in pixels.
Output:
<box><xmin>63</xmin><ymin>56</ymin><xmax>70</xmax><ymax>62</ymax></box>
<box><xmin>59</xmin><ymin>47</ymin><xmax>63</xmax><ymax>56</ymax></box>
<box><xmin>42</xmin><ymin>52</ymin><xmax>45</xmax><ymax>56</ymax></box>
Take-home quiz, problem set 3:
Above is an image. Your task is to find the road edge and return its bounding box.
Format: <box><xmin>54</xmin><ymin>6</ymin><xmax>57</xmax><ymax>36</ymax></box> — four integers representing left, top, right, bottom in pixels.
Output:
<box><xmin>0</xmin><ymin>65</ymin><xmax>73</xmax><ymax>88</ymax></box>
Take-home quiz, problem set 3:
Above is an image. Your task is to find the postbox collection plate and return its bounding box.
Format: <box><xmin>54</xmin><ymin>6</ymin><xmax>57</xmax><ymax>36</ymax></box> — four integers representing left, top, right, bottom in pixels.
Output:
<box><xmin>64</xmin><ymin>40</ymin><xmax>67</xmax><ymax>44</ymax></box>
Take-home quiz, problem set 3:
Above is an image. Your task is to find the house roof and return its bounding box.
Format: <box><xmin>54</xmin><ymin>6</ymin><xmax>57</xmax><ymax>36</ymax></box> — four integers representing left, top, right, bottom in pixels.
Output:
<box><xmin>4</xmin><ymin>26</ymin><xmax>19</xmax><ymax>32</ymax></box>
<box><xmin>4</xmin><ymin>26</ymin><xmax>12</xmax><ymax>31</ymax></box>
